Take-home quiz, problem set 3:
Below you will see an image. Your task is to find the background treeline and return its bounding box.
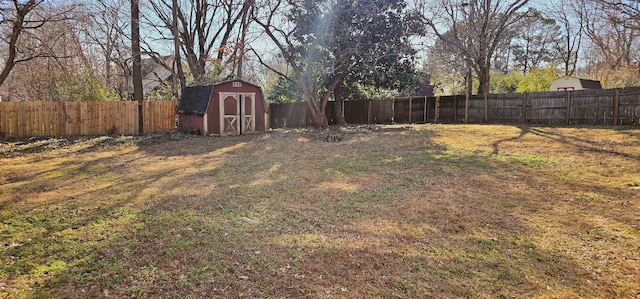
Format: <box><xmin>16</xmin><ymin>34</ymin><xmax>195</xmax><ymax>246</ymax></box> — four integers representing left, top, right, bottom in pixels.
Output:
<box><xmin>0</xmin><ymin>0</ymin><xmax>638</xmax><ymax>126</ymax></box>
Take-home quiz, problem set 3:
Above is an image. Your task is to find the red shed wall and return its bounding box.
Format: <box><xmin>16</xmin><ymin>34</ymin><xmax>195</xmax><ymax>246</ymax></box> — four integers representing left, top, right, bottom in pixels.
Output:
<box><xmin>207</xmin><ymin>81</ymin><xmax>267</xmax><ymax>135</ymax></box>
<box><xmin>178</xmin><ymin>114</ymin><xmax>205</xmax><ymax>135</ymax></box>
<box><xmin>207</xmin><ymin>91</ymin><xmax>220</xmax><ymax>135</ymax></box>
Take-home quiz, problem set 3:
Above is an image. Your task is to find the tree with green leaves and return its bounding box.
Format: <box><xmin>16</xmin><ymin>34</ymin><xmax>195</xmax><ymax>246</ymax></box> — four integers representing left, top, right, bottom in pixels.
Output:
<box><xmin>517</xmin><ymin>66</ymin><xmax>560</xmax><ymax>92</ymax></box>
<box><xmin>490</xmin><ymin>70</ymin><xmax>523</xmax><ymax>93</ymax></box>
<box><xmin>254</xmin><ymin>0</ymin><xmax>422</xmax><ymax>126</ymax></box>
<box><xmin>265</xmin><ymin>75</ymin><xmax>304</xmax><ymax>103</ymax></box>
<box><xmin>329</xmin><ymin>1</ymin><xmax>422</xmax><ymax>124</ymax></box>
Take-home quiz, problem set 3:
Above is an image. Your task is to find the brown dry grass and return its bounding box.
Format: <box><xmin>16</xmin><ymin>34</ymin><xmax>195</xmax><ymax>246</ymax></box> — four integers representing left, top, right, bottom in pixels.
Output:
<box><xmin>1</xmin><ymin>124</ymin><xmax>639</xmax><ymax>298</ymax></box>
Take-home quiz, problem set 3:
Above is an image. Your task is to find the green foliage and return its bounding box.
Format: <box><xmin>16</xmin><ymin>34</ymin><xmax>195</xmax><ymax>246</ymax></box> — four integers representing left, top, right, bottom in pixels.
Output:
<box><xmin>338</xmin><ymin>0</ymin><xmax>422</xmax><ymax>94</ymax></box>
<box><xmin>341</xmin><ymin>80</ymin><xmax>399</xmax><ymax>100</ymax></box>
<box><xmin>54</xmin><ymin>71</ymin><xmax>118</xmax><ymax>101</ymax></box>
<box><xmin>429</xmin><ymin>72</ymin><xmax>464</xmax><ymax>96</ymax></box>
<box><xmin>146</xmin><ymin>82</ymin><xmax>176</xmax><ymax>101</ymax></box>
<box><xmin>517</xmin><ymin>66</ymin><xmax>561</xmax><ymax>92</ymax></box>
<box><xmin>428</xmin><ymin>70</ymin><xmax>478</xmax><ymax>96</ymax></box>
<box><xmin>265</xmin><ymin>76</ymin><xmax>304</xmax><ymax>103</ymax></box>
<box><xmin>491</xmin><ymin>71</ymin><xmax>524</xmax><ymax>94</ymax></box>
<box><xmin>285</xmin><ymin>0</ymin><xmax>422</xmax><ymax>101</ymax></box>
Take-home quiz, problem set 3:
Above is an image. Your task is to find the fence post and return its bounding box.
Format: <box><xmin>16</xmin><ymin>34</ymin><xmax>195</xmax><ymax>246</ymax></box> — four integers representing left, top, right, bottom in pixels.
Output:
<box><xmin>614</xmin><ymin>89</ymin><xmax>620</xmax><ymax>125</ymax></box>
<box><xmin>367</xmin><ymin>100</ymin><xmax>372</xmax><ymax>124</ymax></box>
<box><xmin>566</xmin><ymin>91</ymin><xmax>572</xmax><ymax>124</ymax></box>
<box><xmin>435</xmin><ymin>96</ymin><xmax>440</xmax><ymax>123</ymax></box>
<box><xmin>391</xmin><ymin>98</ymin><xmax>395</xmax><ymax>124</ymax></box>
<box><xmin>484</xmin><ymin>93</ymin><xmax>489</xmax><ymax>122</ymax></box>
<box><xmin>423</xmin><ymin>96</ymin><xmax>427</xmax><ymax>123</ymax></box>
<box><xmin>453</xmin><ymin>95</ymin><xmax>457</xmax><ymax>122</ymax></box>
<box><xmin>408</xmin><ymin>96</ymin><xmax>412</xmax><ymax>123</ymax></box>
<box><xmin>426</xmin><ymin>98</ymin><xmax>430</xmax><ymax>123</ymax></box>
<box><xmin>464</xmin><ymin>93</ymin><xmax>469</xmax><ymax>122</ymax></box>
<box><xmin>521</xmin><ymin>92</ymin><xmax>527</xmax><ymax>124</ymax></box>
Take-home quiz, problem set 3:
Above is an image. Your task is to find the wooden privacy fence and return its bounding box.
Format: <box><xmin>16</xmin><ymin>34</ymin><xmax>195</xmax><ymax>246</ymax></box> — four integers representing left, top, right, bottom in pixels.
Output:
<box><xmin>269</xmin><ymin>102</ymin><xmax>338</xmax><ymax>128</ymax></box>
<box><xmin>269</xmin><ymin>87</ymin><xmax>640</xmax><ymax>128</ymax></box>
<box><xmin>269</xmin><ymin>101</ymin><xmax>391</xmax><ymax>128</ymax></box>
<box><xmin>0</xmin><ymin>101</ymin><xmax>177</xmax><ymax>139</ymax></box>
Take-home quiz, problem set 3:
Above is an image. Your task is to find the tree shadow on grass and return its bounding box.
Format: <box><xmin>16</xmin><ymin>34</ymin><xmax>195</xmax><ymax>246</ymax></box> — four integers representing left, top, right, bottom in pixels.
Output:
<box><xmin>0</xmin><ymin>140</ymin><xmax>226</xmax><ymax>297</ymax></box>
<box><xmin>529</xmin><ymin>127</ymin><xmax>640</xmax><ymax>161</ymax></box>
<box><xmin>492</xmin><ymin>125</ymin><xmax>530</xmax><ymax>155</ymax></box>
<box><xmin>275</xmin><ymin>152</ymin><xmax>638</xmax><ymax>298</ymax></box>
<box><xmin>3</xmin><ymin>126</ymin><xmax>639</xmax><ymax>298</ymax></box>
<box><xmin>0</xmin><ymin>135</ymin><xmax>134</xmax><ymax>158</ymax></box>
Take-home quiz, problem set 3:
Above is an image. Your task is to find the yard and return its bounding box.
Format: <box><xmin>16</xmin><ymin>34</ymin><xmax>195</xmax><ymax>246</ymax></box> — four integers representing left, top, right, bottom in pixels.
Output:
<box><xmin>1</xmin><ymin>124</ymin><xmax>639</xmax><ymax>298</ymax></box>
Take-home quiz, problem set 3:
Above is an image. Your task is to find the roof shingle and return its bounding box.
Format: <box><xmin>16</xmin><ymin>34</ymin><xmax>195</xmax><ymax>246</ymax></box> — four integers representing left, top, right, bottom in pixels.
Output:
<box><xmin>178</xmin><ymin>85</ymin><xmax>213</xmax><ymax>115</ymax></box>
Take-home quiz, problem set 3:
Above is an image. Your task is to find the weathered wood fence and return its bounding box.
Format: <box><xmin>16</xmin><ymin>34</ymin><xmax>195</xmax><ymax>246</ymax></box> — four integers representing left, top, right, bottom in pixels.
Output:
<box><xmin>269</xmin><ymin>87</ymin><xmax>640</xmax><ymax>128</ymax></box>
<box><xmin>0</xmin><ymin>101</ymin><xmax>177</xmax><ymax>139</ymax></box>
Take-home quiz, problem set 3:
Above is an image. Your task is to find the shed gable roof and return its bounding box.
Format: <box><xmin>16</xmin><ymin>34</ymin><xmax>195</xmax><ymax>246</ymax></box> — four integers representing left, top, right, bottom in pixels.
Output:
<box><xmin>178</xmin><ymin>85</ymin><xmax>213</xmax><ymax>115</ymax></box>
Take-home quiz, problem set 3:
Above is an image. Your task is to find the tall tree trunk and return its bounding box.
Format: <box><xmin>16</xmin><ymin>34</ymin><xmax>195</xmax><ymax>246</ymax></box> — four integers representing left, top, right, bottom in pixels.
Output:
<box><xmin>483</xmin><ymin>65</ymin><xmax>490</xmax><ymax>122</ymax></box>
<box><xmin>236</xmin><ymin>0</ymin><xmax>254</xmax><ymax>79</ymax></box>
<box><xmin>312</xmin><ymin>110</ymin><xmax>328</xmax><ymax>127</ymax></box>
<box><xmin>0</xmin><ymin>0</ymin><xmax>35</xmax><ymax>88</ymax></box>
<box><xmin>465</xmin><ymin>67</ymin><xmax>473</xmax><ymax>96</ymax></box>
<box><xmin>172</xmin><ymin>0</ymin><xmax>186</xmax><ymax>99</ymax></box>
<box><xmin>131</xmin><ymin>0</ymin><xmax>144</xmax><ymax>134</ymax></box>
<box><xmin>306</xmin><ymin>74</ymin><xmax>344</xmax><ymax>127</ymax></box>
<box><xmin>475</xmin><ymin>63</ymin><xmax>491</xmax><ymax>122</ymax></box>
<box><xmin>304</xmin><ymin>93</ymin><xmax>327</xmax><ymax>127</ymax></box>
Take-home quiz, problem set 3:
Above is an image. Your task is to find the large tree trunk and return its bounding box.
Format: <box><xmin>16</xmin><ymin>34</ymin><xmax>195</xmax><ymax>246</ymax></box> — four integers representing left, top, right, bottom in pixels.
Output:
<box><xmin>305</xmin><ymin>96</ymin><xmax>328</xmax><ymax>127</ymax></box>
<box><xmin>312</xmin><ymin>110</ymin><xmax>328</xmax><ymax>127</ymax></box>
<box><xmin>482</xmin><ymin>65</ymin><xmax>490</xmax><ymax>122</ymax></box>
<box><xmin>172</xmin><ymin>0</ymin><xmax>186</xmax><ymax>99</ymax></box>
<box><xmin>131</xmin><ymin>0</ymin><xmax>144</xmax><ymax>134</ymax></box>
<box><xmin>475</xmin><ymin>62</ymin><xmax>491</xmax><ymax>122</ymax></box>
<box><xmin>465</xmin><ymin>67</ymin><xmax>473</xmax><ymax>96</ymax></box>
<box><xmin>236</xmin><ymin>0</ymin><xmax>254</xmax><ymax>79</ymax></box>
<box><xmin>301</xmin><ymin>74</ymin><xmax>344</xmax><ymax>127</ymax></box>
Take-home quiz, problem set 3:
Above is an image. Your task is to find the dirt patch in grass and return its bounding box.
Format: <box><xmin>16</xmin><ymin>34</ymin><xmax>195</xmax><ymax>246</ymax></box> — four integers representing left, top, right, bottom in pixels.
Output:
<box><xmin>1</xmin><ymin>124</ymin><xmax>639</xmax><ymax>298</ymax></box>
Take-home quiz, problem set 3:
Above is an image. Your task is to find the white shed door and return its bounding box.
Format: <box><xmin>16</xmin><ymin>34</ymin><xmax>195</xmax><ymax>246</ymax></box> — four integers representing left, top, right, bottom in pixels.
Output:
<box><xmin>219</xmin><ymin>92</ymin><xmax>255</xmax><ymax>135</ymax></box>
<box><xmin>242</xmin><ymin>94</ymin><xmax>256</xmax><ymax>134</ymax></box>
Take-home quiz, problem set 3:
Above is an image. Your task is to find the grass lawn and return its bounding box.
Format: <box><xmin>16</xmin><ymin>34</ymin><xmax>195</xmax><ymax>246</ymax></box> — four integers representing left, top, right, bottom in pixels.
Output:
<box><xmin>1</xmin><ymin>124</ymin><xmax>639</xmax><ymax>298</ymax></box>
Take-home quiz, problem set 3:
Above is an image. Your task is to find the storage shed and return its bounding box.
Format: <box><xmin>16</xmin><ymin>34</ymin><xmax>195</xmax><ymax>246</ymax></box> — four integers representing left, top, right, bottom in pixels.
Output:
<box><xmin>550</xmin><ymin>76</ymin><xmax>603</xmax><ymax>91</ymax></box>
<box><xmin>178</xmin><ymin>80</ymin><xmax>268</xmax><ymax>135</ymax></box>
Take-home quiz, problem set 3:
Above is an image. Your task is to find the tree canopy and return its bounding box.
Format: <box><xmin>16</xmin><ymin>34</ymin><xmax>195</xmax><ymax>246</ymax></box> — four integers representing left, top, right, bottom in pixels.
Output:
<box><xmin>254</xmin><ymin>0</ymin><xmax>423</xmax><ymax>126</ymax></box>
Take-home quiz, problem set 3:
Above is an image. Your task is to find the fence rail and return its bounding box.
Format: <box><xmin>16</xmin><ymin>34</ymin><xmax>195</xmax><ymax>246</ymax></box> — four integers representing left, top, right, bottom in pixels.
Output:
<box><xmin>269</xmin><ymin>87</ymin><xmax>640</xmax><ymax>128</ymax></box>
<box><xmin>0</xmin><ymin>101</ymin><xmax>177</xmax><ymax>139</ymax></box>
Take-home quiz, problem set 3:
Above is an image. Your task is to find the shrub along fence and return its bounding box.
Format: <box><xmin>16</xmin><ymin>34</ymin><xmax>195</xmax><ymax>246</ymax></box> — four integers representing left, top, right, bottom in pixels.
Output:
<box><xmin>269</xmin><ymin>87</ymin><xmax>640</xmax><ymax>128</ymax></box>
<box><xmin>0</xmin><ymin>101</ymin><xmax>177</xmax><ymax>139</ymax></box>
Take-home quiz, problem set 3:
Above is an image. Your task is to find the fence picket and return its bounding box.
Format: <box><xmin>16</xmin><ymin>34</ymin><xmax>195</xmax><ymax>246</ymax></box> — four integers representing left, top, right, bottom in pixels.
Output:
<box><xmin>0</xmin><ymin>101</ymin><xmax>177</xmax><ymax>139</ymax></box>
<box><xmin>268</xmin><ymin>87</ymin><xmax>640</xmax><ymax>128</ymax></box>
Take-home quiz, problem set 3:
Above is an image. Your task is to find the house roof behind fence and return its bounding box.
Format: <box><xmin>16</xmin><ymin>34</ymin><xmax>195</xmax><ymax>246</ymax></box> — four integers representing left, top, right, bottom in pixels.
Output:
<box><xmin>178</xmin><ymin>85</ymin><xmax>213</xmax><ymax>115</ymax></box>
